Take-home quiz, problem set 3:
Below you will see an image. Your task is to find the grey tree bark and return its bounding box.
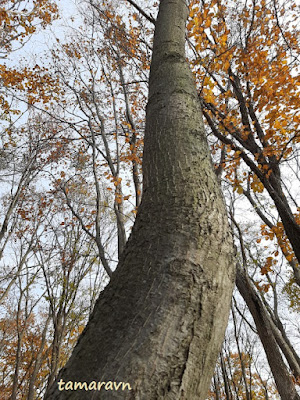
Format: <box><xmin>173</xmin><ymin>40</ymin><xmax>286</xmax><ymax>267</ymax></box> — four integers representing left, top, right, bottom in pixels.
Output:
<box><xmin>45</xmin><ymin>0</ymin><xmax>235</xmax><ymax>399</ymax></box>
<box><xmin>236</xmin><ymin>264</ymin><xmax>300</xmax><ymax>400</ymax></box>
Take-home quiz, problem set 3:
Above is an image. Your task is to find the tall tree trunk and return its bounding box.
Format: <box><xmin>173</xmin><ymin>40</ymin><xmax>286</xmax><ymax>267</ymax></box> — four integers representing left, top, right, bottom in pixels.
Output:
<box><xmin>236</xmin><ymin>264</ymin><xmax>300</xmax><ymax>400</ymax></box>
<box><xmin>270</xmin><ymin>316</ymin><xmax>300</xmax><ymax>378</ymax></box>
<box><xmin>28</xmin><ymin>315</ymin><xmax>51</xmax><ymax>400</ymax></box>
<box><xmin>220</xmin><ymin>353</ymin><xmax>232</xmax><ymax>400</ymax></box>
<box><xmin>45</xmin><ymin>0</ymin><xmax>235</xmax><ymax>399</ymax></box>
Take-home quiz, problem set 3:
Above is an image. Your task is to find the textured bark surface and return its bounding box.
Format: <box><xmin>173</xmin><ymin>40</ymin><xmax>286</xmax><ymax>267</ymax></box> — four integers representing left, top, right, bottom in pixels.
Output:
<box><xmin>45</xmin><ymin>0</ymin><xmax>235</xmax><ymax>399</ymax></box>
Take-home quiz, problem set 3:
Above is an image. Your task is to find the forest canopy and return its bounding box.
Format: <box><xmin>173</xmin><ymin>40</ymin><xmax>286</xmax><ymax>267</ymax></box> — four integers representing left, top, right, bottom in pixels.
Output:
<box><xmin>0</xmin><ymin>0</ymin><xmax>300</xmax><ymax>398</ymax></box>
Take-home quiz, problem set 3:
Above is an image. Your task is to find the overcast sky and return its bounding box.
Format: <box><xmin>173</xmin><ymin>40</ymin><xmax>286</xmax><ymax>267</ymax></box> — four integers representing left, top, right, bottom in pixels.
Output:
<box><xmin>8</xmin><ymin>0</ymin><xmax>81</xmax><ymax>67</ymax></box>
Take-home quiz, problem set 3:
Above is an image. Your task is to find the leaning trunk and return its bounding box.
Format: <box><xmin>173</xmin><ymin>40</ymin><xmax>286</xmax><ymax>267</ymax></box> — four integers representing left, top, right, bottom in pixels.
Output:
<box><xmin>46</xmin><ymin>1</ymin><xmax>235</xmax><ymax>399</ymax></box>
<box><xmin>236</xmin><ymin>264</ymin><xmax>300</xmax><ymax>400</ymax></box>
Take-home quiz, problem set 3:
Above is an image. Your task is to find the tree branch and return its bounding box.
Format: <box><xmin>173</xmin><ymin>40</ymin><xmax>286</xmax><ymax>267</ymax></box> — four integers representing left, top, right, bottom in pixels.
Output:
<box><xmin>126</xmin><ymin>0</ymin><xmax>156</xmax><ymax>25</ymax></box>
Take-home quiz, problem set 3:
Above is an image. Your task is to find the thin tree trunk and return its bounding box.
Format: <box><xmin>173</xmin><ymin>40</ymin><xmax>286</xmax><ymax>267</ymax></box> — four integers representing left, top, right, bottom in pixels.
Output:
<box><xmin>260</xmin><ymin>294</ymin><xmax>300</xmax><ymax>379</ymax></box>
<box><xmin>27</xmin><ymin>315</ymin><xmax>51</xmax><ymax>400</ymax></box>
<box><xmin>220</xmin><ymin>353</ymin><xmax>232</xmax><ymax>400</ymax></box>
<box><xmin>11</xmin><ymin>330</ymin><xmax>24</xmax><ymax>400</ymax></box>
<box><xmin>45</xmin><ymin>1</ymin><xmax>235</xmax><ymax>398</ymax></box>
<box><xmin>232</xmin><ymin>307</ymin><xmax>251</xmax><ymax>400</ymax></box>
<box><xmin>45</xmin><ymin>313</ymin><xmax>64</xmax><ymax>392</ymax></box>
<box><xmin>236</xmin><ymin>264</ymin><xmax>300</xmax><ymax>400</ymax></box>
<box><xmin>270</xmin><ymin>317</ymin><xmax>300</xmax><ymax>378</ymax></box>
<box><xmin>213</xmin><ymin>373</ymin><xmax>221</xmax><ymax>400</ymax></box>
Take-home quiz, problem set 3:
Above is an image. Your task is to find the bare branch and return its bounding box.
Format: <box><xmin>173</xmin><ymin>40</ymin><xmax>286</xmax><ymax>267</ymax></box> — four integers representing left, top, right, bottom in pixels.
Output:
<box><xmin>126</xmin><ymin>0</ymin><xmax>156</xmax><ymax>25</ymax></box>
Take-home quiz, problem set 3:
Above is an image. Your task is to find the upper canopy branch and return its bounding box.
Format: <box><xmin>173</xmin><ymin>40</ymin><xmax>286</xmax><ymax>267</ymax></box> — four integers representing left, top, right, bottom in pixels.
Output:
<box><xmin>126</xmin><ymin>0</ymin><xmax>156</xmax><ymax>25</ymax></box>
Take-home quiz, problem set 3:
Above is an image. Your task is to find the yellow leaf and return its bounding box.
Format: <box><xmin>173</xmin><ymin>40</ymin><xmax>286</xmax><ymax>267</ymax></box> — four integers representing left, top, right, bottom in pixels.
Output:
<box><xmin>237</xmin><ymin>185</ymin><xmax>243</xmax><ymax>194</ymax></box>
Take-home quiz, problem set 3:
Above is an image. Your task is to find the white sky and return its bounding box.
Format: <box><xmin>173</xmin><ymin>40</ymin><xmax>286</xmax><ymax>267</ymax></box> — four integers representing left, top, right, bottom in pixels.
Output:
<box><xmin>7</xmin><ymin>0</ymin><xmax>81</xmax><ymax>67</ymax></box>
